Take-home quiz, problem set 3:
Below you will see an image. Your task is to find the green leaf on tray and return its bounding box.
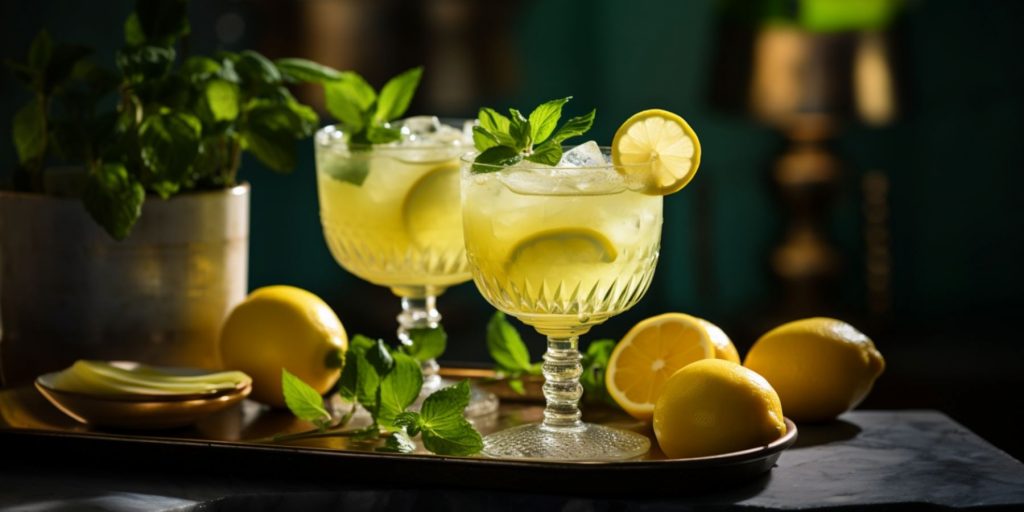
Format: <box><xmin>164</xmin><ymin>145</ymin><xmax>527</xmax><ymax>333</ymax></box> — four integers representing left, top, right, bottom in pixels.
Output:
<box><xmin>417</xmin><ymin>380</ymin><xmax>483</xmax><ymax>456</ymax></box>
<box><xmin>486</xmin><ymin>311</ymin><xmax>535</xmax><ymax>375</ymax></box>
<box><xmin>376</xmin><ymin>351</ymin><xmax>423</xmax><ymax>428</ymax></box>
<box><xmin>282</xmin><ymin>368</ymin><xmax>331</xmax><ymax>429</ymax></box>
<box><xmin>402</xmin><ymin>326</ymin><xmax>447</xmax><ymax>363</ymax></box>
<box><xmin>376</xmin><ymin>429</ymin><xmax>416</xmax><ymax>454</ymax></box>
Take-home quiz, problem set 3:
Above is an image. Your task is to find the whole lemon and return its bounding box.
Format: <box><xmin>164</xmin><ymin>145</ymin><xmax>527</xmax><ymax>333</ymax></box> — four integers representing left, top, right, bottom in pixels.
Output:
<box><xmin>220</xmin><ymin>286</ymin><xmax>347</xmax><ymax>407</ymax></box>
<box><xmin>744</xmin><ymin>317</ymin><xmax>885</xmax><ymax>423</ymax></box>
<box><xmin>653</xmin><ymin>359</ymin><xmax>786</xmax><ymax>459</ymax></box>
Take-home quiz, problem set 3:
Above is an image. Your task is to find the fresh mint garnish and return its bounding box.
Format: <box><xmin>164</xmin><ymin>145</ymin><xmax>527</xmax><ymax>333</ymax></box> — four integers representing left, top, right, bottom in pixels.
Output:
<box><xmin>324</xmin><ymin>66</ymin><xmax>422</xmax><ymax>146</ymax></box>
<box><xmin>401</xmin><ymin>326</ymin><xmax>447</xmax><ymax>362</ymax></box>
<box><xmin>282</xmin><ymin>368</ymin><xmax>331</xmax><ymax>429</ymax></box>
<box><xmin>471</xmin><ymin>97</ymin><xmax>595</xmax><ymax>173</ymax></box>
<box><xmin>278</xmin><ymin>332</ymin><xmax>482</xmax><ymax>456</ymax></box>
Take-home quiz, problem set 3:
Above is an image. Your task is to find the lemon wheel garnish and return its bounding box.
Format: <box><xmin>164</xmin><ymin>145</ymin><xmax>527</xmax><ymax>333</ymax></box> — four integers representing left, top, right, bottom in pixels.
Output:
<box><xmin>605</xmin><ymin>312</ymin><xmax>714</xmax><ymax>421</ymax></box>
<box><xmin>505</xmin><ymin>227</ymin><xmax>617</xmax><ymax>271</ymax></box>
<box><xmin>612</xmin><ymin>109</ymin><xmax>701</xmax><ymax>195</ymax></box>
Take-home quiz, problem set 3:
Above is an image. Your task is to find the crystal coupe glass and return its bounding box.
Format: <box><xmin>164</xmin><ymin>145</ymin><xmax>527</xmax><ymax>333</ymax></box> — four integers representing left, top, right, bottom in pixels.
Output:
<box><xmin>461</xmin><ymin>145</ymin><xmax>663</xmax><ymax>460</ymax></box>
<box><xmin>315</xmin><ymin>117</ymin><xmax>497</xmax><ymax>416</ymax></box>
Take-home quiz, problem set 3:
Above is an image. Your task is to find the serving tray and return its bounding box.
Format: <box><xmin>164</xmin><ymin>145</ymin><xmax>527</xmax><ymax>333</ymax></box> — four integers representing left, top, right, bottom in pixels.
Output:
<box><xmin>0</xmin><ymin>367</ymin><xmax>797</xmax><ymax>495</ymax></box>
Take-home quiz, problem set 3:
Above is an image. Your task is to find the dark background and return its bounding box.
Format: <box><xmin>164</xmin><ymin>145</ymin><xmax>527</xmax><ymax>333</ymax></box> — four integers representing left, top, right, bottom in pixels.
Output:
<box><xmin>2</xmin><ymin>0</ymin><xmax>1022</xmax><ymax>459</ymax></box>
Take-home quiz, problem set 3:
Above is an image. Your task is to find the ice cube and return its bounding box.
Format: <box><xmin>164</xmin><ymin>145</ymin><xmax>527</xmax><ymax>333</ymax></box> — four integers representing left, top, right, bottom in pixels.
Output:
<box><xmin>559</xmin><ymin>141</ymin><xmax>606</xmax><ymax>167</ymax></box>
<box><xmin>397</xmin><ymin>116</ymin><xmax>443</xmax><ymax>141</ymax></box>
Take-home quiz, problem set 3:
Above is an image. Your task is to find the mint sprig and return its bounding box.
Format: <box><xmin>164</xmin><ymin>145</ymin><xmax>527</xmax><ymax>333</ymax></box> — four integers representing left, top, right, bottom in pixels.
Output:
<box><xmin>279</xmin><ymin>333</ymin><xmax>482</xmax><ymax>457</ymax></box>
<box><xmin>324</xmin><ymin>66</ymin><xmax>422</xmax><ymax>146</ymax></box>
<box><xmin>394</xmin><ymin>381</ymin><xmax>483</xmax><ymax>456</ymax></box>
<box><xmin>471</xmin><ymin>97</ymin><xmax>595</xmax><ymax>173</ymax></box>
<box><xmin>401</xmin><ymin>325</ymin><xmax>447</xmax><ymax>362</ymax></box>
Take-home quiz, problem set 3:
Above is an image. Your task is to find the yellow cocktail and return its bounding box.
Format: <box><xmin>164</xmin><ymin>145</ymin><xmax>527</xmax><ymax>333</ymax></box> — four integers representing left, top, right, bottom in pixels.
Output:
<box><xmin>462</xmin><ymin>145</ymin><xmax>662</xmax><ymax>460</ymax></box>
<box><xmin>316</xmin><ymin>119</ymin><xmax>496</xmax><ymax>415</ymax></box>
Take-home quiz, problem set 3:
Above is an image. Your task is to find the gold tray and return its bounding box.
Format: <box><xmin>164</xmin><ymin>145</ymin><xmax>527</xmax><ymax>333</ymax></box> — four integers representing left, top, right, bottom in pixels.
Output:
<box><xmin>0</xmin><ymin>367</ymin><xmax>797</xmax><ymax>495</ymax></box>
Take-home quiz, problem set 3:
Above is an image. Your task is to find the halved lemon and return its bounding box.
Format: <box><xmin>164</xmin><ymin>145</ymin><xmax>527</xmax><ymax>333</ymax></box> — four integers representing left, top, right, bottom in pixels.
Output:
<box><xmin>612</xmin><ymin>109</ymin><xmax>701</xmax><ymax>195</ymax></box>
<box><xmin>505</xmin><ymin>227</ymin><xmax>617</xmax><ymax>273</ymax></box>
<box><xmin>606</xmin><ymin>312</ymin><xmax>714</xmax><ymax>421</ymax></box>
<box><xmin>701</xmin><ymin>318</ymin><xmax>741</xmax><ymax>363</ymax></box>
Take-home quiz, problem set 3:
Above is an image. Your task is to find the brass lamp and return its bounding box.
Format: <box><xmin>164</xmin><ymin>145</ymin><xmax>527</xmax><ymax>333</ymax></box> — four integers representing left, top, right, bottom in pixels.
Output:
<box><xmin>711</xmin><ymin>0</ymin><xmax>903</xmax><ymax>316</ymax></box>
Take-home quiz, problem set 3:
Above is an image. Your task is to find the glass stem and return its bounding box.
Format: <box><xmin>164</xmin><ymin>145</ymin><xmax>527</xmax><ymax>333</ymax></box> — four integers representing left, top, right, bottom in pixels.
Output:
<box><xmin>541</xmin><ymin>335</ymin><xmax>584</xmax><ymax>431</ymax></box>
<box><xmin>397</xmin><ymin>295</ymin><xmax>441</xmax><ymax>390</ymax></box>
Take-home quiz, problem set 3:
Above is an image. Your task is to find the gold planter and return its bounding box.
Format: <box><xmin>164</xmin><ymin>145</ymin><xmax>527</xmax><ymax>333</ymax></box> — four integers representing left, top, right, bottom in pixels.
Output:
<box><xmin>0</xmin><ymin>185</ymin><xmax>250</xmax><ymax>385</ymax></box>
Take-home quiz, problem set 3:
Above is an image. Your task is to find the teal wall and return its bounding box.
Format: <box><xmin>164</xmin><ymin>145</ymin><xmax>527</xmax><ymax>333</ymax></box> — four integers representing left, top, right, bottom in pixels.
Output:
<box><xmin>3</xmin><ymin>0</ymin><xmax>1023</xmax><ymax>363</ymax></box>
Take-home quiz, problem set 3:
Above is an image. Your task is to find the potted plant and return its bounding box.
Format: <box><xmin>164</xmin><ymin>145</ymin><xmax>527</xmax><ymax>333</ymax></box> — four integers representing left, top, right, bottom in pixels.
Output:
<box><xmin>0</xmin><ymin>0</ymin><xmax>343</xmax><ymax>384</ymax></box>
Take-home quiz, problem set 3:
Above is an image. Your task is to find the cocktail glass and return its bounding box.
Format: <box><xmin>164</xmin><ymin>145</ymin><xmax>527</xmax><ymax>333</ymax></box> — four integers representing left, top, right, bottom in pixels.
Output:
<box><xmin>315</xmin><ymin>117</ymin><xmax>497</xmax><ymax>416</ymax></box>
<box><xmin>461</xmin><ymin>144</ymin><xmax>663</xmax><ymax>460</ymax></box>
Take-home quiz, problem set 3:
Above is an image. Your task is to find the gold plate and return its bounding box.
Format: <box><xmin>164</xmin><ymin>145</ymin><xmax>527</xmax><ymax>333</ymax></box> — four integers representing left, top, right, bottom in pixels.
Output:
<box><xmin>34</xmin><ymin>368</ymin><xmax>251</xmax><ymax>429</ymax></box>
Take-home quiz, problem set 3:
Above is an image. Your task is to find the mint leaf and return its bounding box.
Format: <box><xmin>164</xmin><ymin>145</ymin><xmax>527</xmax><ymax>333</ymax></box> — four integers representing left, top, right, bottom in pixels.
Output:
<box><xmin>324</xmin><ymin>73</ymin><xmax>376</xmax><ymax>134</ymax></box>
<box><xmin>508</xmin><ymin>379</ymin><xmax>526</xmax><ymax>395</ymax></box>
<box><xmin>581</xmin><ymin>338</ymin><xmax>617</xmax><ymax>406</ymax></box>
<box><xmin>376</xmin><ymin>429</ymin><xmax>416</xmax><ymax>453</ymax></box>
<box><xmin>124</xmin><ymin>13</ymin><xmax>145</xmax><ymax>46</ymax></box>
<box><xmin>472</xmin><ymin>145</ymin><xmax>521</xmax><ymax>174</ymax></box>
<box><xmin>13</xmin><ymin>97</ymin><xmax>46</xmax><ymax>165</ymax></box>
<box><xmin>205</xmin><ymin>79</ymin><xmax>239</xmax><ymax>121</ymax></box>
<box><xmin>377</xmin><ymin>352</ymin><xmax>423</xmax><ymax>427</ymax></box>
<box><xmin>486</xmin><ymin>311</ymin><xmax>534</xmax><ymax>374</ymax></box>
<box><xmin>472</xmin><ymin>126</ymin><xmax>498</xmax><ymax>151</ymax></box>
<box><xmin>394</xmin><ymin>411</ymin><xmax>422</xmax><ymax>436</ymax></box>
<box><xmin>418</xmin><ymin>380</ymin><xmax>483</xmax><ymax>456</ymax></box>
<box><xmin>282</xmin><ymin>368</ymin><xmax>331</xmax><ymax>428</ymax></box>
<box><xmin>241</xmin><ymin>99</ymin><xmax>317</xmax><ymax>172</ymax></box>
<box><xmin>116</xmin><ymin>45</ymin><xmax>175</xmax><ymax>84</ymax></box>
<box><xmin>138</xmin><ymin>112</ymin><xmax>201</xmax><ymax>197</ymax></box>
<box><xmin>478</xmin><ymin>108</ymin><xmax>510</xmax><ymax>135</ymax></box>
<box><xmin>508</xmin><ymin>108</ymin><xmax>530</xmax><ymax>150</ymax></box>
<box><xmin>275</xmin><ymin>58</ymin><xmax>342</xmax><ymax>83</ymax></box>
<box><xmin>28</xmin><ymin>31</ymin><xmax>53</xmax><ymax>71</ymax></box>
<box><xmin>364</xmin><ymin>339</ymin><xmax>395</xmax><ymax>376</ymax></box>
<box><xmin>235</xmin><ymin>50</ymin><xmax>281</xmax><ymax>87</ymax></box>
<box><xmin>525</xmin><ymin>140</ymin><xmax>561</xmax><ymax>166</ymax></box>
<box><xmin>322</xmin><ymin>157</ymin><xmax>370</xmax><ymax>186</ymax></box>
<box><xmin>374</xmin><ymin>66</ymin><xmax>422</xmax><ymax>123</ymax></box>
<box><xmin>550</xmin><ymin>109</ymin><xmax>596</xmax><ymax>145</ymax></box>
<box><xmin>337</xmin><ymin>334</ymin><xmax>375</xmax><ymax>400</ymax></box>
<box><xmin>354</xmin><ymin>352</ymin><xmax>382</xmax><ymax>411</ymax></box>
<box><xmin>528</xmin><ymin>96</ymin><xmax>570</xmax><ymax>144</ymax></box>
<box><xmin>366</xmin><ymin>124</ymin><xmax>401</xmax><ymax>144</ymax></box>
<box><xmin>402</xmin><ymin>326</ymin><xmax>447</xmax><ymax>362</ymax></box>
<box><xmin>83</xmin><ymin>163</ymin><xmax>145</xmax><ymax>241</ymax></box>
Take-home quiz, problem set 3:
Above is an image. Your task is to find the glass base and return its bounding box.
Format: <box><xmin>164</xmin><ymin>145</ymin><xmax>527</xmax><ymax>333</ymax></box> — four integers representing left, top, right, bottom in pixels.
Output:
<box><xmin>482</xmin><ymin>422</ymin><xmax>650</xmax><ymax>461</ymax></box>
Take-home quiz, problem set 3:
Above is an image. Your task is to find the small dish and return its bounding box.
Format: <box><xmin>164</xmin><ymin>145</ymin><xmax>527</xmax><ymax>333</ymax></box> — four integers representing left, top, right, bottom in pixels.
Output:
<box><xmin>34</xmin><ymin>365</ymin><xmax>251</xmax><ymax>429</ymax></box>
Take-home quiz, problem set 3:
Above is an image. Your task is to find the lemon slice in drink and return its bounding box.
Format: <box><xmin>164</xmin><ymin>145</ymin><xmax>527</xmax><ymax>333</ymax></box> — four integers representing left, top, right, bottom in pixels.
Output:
<box><xmin>402</xmin><ymin>162</ymin><xmax>461</xmax><ymax>247</ymax></box>
<box><xmin>612</xmin><ymin>109</ymin><xmax>701</xmax><ymax>195</ymax></box>
<box><xmin>605</xmin><ymin>312</ymin><xmax>714</xmax><ymax>421</ymax></box>
<box><xmin>505</xmin><ymin>228</ymin><xmax>617</xmax><ymax>274</ymax></box>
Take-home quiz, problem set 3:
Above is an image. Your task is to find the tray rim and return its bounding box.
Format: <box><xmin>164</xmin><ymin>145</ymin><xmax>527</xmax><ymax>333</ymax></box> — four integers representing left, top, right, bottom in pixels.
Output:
<box><xmin>0</xmin><ymin>416</ymin><xmax>797</xmax><ymax>469</ymax></box>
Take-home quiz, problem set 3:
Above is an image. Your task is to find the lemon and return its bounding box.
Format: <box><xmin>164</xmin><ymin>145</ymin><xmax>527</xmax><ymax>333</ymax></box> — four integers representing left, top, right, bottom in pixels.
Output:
<box><xmin>653</xmin><ymin>359</ymin><xmax>786</xmax><ymax>458</ymax></box>
<box><xmin>701</xmin><ymin>318</ymin><xmax>741</xmax><ymax>363</ymax></box>
<box><xmin>605</xmin><ymin>313</ymin><xmax>714</xmax><ymax>421</ymax></box>
<box><xmin>402</xmin><ymin>162</ymin><xmax>462</xmax><ymax>248</ymax></box>
<box><xmin>744</xmin><ymin>317</ymin><xmax>885</xmax><ymax>423</ymax></box>
<box><xmin>612</xmin><ymin>109</ymin><xmax>701</xmax><ymax>195</ymax></box>
<box><xmin>505</xmin><ymin>227</ymin><xmax>617</xmax><ymax>272</ymax></box>
<box><xmin>219</xmin><ymin>286</ymin><xmax>348</xmax><ymax>407</ymax></box>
